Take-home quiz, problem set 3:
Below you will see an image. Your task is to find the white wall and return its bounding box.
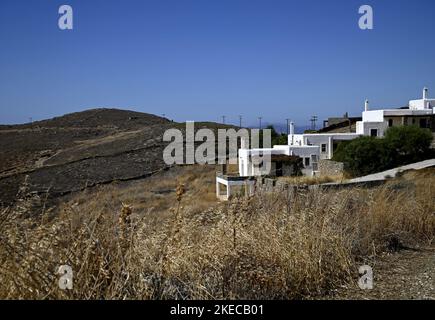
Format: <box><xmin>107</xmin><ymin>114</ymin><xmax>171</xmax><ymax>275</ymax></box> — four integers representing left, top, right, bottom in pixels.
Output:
<box><xmin>289</xmin><ymin>146</ymin><xmax>320</xmax><ymax>176</ymax></box>
<box><xmin>238</xmin><ymin>145</ymin><xmax>320</xmax><ymax>176</ymax></box>
<box><xmin>302</xmin><ymin>133</ymin><xmax>360</xmax><ymax>159</ymax></box>
<box><xmin>409</xmin><ymin>99</ymin><xmax>426</xmax><ymax>110</ymax></box>
<box><xmin>360</xmin><ymin>121</ymin><xmax>388</xmax><ymax>137</ymax></box>
<box><xmin>356</xmin><ymin>121</ymin><xmax>363</xmax><ymax>134</ymax></box>
<box><xmin>409</xmin><ymin>98</ymin><xmax>435</xmax><ymax>110</ymax></box>
<box><xmin>289</xmin><ymin>134</ymin><xmax>305</xmax><ymax>146</ymax></box>
<box><xmin>362</xmin><ymin>110</ymin><xmax>384</xmax><ymax>122</ymax></box>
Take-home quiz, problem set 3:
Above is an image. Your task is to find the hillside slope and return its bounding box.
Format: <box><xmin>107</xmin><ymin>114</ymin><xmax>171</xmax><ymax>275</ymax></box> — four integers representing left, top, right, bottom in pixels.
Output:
<box><xmin>0</xmin><ymin>108</ymin><xmax>169</xmax><ymax>130</ymax></box>
<box><xmin>0</xmin><ymin>109</ymin><xmax>175</xmax><ymax>205</ymax></box>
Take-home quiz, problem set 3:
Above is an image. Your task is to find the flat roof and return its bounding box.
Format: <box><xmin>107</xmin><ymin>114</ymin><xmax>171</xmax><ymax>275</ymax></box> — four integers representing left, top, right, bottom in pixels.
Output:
<box><xmin>383</xmin><ymin>109</ymin><xmax>434</xmax><ymax>116</ymax></box>
<box><xmin>300</xmin><ymin>133</ymin><xmax>361</xmax><ymax>136</ymax></box>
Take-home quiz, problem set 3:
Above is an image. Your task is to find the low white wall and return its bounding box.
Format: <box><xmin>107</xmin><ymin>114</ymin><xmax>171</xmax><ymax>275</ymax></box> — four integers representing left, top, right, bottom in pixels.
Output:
<box><xmin>361</xmin><ymin>121</ymin><xmax>388</xmax><ymax>137</ymax></box>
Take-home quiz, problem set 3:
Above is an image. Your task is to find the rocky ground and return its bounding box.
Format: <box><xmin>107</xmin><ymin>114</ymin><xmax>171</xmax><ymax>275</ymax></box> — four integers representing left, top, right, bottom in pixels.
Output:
<box><xmin>330</xmin><ymin>247</ymin><xmax>435</xmax><ymax>300</ymax></box>
<box><xmin>0</xmin><ymin>109</ymin><xmax>172</xmax><ymax>206</ymax></box>
<box><xmin>0</xmin><ymin>109</ymin><xmax>238</xmax><ymax>206</ymax></box>
<box><xmin>0</xmin><ymin>108</ymin><xmax>236</xmax><ymax>207</ymax></box>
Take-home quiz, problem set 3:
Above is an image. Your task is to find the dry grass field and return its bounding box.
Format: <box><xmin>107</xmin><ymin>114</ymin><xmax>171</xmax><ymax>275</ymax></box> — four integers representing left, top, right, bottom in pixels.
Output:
<box><xmin>277</xmin><ymin>174</ymin><xmax>345</xmax><ymax>185</ymax></box>
<box><xmin>0</xmin><ymin>165</ymin><xmax>434</xmax><ymax>299</ymax></box>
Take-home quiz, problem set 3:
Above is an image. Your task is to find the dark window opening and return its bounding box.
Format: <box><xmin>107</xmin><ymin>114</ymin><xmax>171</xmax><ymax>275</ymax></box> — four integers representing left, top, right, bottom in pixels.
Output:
<box><xmin>388</xmin><ymin>119</ymin><xmax>393</xmax><ymax>127</ymax></box>
<box><xmin>419</xmin><ymin>118</ymin><xmax>428</xmax><ymax>128</ymax></box>
<box><xmin>304</xmin><ymin>157</ymin><xmax>310</xmax><ymax>167</ymax></box>
<box><xmin>321</xmin><ymin>144</ymin><xmax>327</xmax><ymax>153</ymax></box>
<box><xmin>370</xmin><ymin>129</ymin><xmax>378</xmax><ymax>137</ymax></box>
<box><xmin>275</xmin><ymin>162</ymin><xmax>283</xmax><ymax>177</ymax></box>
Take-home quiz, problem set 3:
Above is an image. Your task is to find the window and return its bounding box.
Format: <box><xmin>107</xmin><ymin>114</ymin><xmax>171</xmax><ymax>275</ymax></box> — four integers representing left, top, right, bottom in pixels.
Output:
<box><xmin>370</xmin><ymin>129</ymin><xmax>378</xmax><ymax>137</ymax></box>
<box><xmin>321</xmin><ymin>144</ymin><xmax>327</xmax><ymax>153</ymax></box>
<box><xmin>388</xmin><ymin>119</ymin><xmax>393</xmax><ymax>127</ymax></box>
<box><xmin>311</xmin><ymin>155</ymin><xmax>318</xmax><ymax>171</ymax></box>
<box><xmin>420</xmin><ymin>118</ymin><xmax>428</xmax><ymax>128</ymax></box>
<box><xmin>304</xmin><ymin>157</ymin><xmax>310</xmax><ymax>167</ymax></box>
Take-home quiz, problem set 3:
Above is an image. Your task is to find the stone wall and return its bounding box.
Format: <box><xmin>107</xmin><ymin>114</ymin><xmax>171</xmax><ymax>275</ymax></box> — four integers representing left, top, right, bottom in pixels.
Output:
<box><xmin>255</xmin><ymin>177</ymin><xmax>309</xmax><ymax>194</ymax></box>
<box><xmin>254</xmin><ymin>172</ymin><xmax>385</xmax><ymax>196</ymax></box>
<box><xmin>318</xmin><ymin>159</ymin><xmax>344</xmax><ymax>177</ymax></box>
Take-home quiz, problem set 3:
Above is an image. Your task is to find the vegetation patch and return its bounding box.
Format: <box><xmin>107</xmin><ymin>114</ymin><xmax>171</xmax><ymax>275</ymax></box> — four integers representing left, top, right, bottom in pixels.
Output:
<box><xmin>0</xmin><ymin>166</ymin><xmax>433</xmax><ymax>299</ymax></box>
<box><xmin>333</xmin><ymin>126</ymin><xmax>433</xmax><ymax>177</ymax></box>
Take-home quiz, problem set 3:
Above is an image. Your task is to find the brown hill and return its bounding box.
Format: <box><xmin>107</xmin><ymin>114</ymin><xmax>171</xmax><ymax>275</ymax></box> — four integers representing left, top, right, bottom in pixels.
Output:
<box><xmin>0</xmin><ymin>108</ymin><xmax>170</xmax><ymax>131</ymax></box>
<box><xmin>0</xmin><ymin>108</ymin><xmax>175</xmax><ymax>206</ymax></box>
<box><xmin>0</xmin><ymin>108</ymin><xmax>236</xmax><ymax>207</ymax></box>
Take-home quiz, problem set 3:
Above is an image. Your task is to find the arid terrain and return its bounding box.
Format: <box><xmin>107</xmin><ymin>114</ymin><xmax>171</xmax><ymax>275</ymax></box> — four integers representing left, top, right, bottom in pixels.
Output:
<box><xmin>0</xmin><ymin>109</ymin><xmax>434</xmax><ymax>300</ymax></box>
<box><xmin>0</xmin><ymin>108</ymin><xmax>235</xmax><ymax>207</ymax></box>
<box><xmin>0</xmin><ymin>109</ymin><xmax>173</xmax><ymax>206</ymax></box>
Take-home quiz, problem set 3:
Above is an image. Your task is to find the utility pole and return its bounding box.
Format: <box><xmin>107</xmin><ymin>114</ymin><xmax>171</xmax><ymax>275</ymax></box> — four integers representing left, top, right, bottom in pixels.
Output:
<box><xmin>258</xmin><ymin>117</ymin><xmax>262</xmax><ymax>129</ymax></box>
<box><xmin>286</xmin><ymin>118</ymin><xmax>291</xmax><ymax>135</ymax></box>
<box><xmin>222</xmin><ymin>115</ymin><xmax>226</xmax><ymax>125</ymax></box>
<box><xmin>239</xmin><ymin>115</ymin><xmax>242</xmax><ymax>128</ymax></box>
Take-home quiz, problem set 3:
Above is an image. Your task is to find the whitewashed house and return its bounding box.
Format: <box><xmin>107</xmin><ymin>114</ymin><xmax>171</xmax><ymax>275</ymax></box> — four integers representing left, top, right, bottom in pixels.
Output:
<box><xmin>238</xmin><ymin>87</ymin><xmax>435</xmax><ymax>177</ymax></box>
<box><xmin>238</xmin><ymin>122</ymin><xmax>320</xmax><ymax>177</ymax></box>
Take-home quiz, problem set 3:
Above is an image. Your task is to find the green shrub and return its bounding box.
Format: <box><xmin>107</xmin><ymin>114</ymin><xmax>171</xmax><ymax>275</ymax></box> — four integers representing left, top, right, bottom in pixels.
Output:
<box><xmin>333</xmin><ymin>126</ymin><xmax>433</xmax><ymax>177</ymax></box>
<box><xmin>258</xmin><ymin>125</ymin><xmax>288</xmax><ymax>147</ymax></box>
<box><xmin>333</xmin><ymin>136</ymin><xmax>389</xmax><ymax>176</ymax></box>
<box><xmin>384</xmin><ymin>125</ymin><xmax>433</xmax><ymax>166</ymax></box>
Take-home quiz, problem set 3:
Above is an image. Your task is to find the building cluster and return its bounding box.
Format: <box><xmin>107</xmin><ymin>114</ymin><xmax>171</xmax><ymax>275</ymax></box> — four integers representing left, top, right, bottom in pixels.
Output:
<box><xmin>239</xmin><ymin>87</ymin><xmax>435</xmax><ymax>177</ymax></box>
<box><xmin>217</xmin><ymin>88</ymin><xmax>435</xmax><ymax>200</ymax></box>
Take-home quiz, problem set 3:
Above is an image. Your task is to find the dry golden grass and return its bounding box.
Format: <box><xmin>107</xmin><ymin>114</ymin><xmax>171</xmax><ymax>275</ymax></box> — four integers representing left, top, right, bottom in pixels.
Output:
<box><xmin>277</xmin><ymin>174</ymin><xmax>344</xmax><ymax>185</ymax></box>
<box><xmin>0</xmin><ymin>166</ymin><xmax>433</xmax><ymax>299</ymax></box>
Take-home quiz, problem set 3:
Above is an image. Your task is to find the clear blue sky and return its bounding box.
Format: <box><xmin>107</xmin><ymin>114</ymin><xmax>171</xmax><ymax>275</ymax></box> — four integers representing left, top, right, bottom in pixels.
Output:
<box><xmin>1</xmin><ymin>0</ymin><xmax>435</xmax><ymax>128</ymax></box>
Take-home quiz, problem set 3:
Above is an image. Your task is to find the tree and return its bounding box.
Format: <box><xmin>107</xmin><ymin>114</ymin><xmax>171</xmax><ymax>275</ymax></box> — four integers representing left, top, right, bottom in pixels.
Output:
<box><xmin>333</xmin><ymin>136</ymin><xmax>389</xmax><ymax>176</ymax></box>
<box><xmin>267</xmin><ymin>125</ymin><xmax>288</xmax><ymax>146</ymax></box>
<box><xmin>384</xmin><ymin>125</ymin><xmax>433</xmax><ymax>166</ymax></box>
<box><xmin>333</xmin><ymin>125</ymin><xmax>433</xmax><ymax>177</ymax></box>
<box><xmin>258</xmin><ymin>125</ymin><xmax>287</xmax><ymax>147</ymax></box>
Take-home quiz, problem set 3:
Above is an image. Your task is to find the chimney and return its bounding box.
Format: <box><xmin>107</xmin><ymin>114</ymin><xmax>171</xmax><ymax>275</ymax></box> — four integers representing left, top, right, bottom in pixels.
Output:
<box><xmin>289</xmin><ymin>121</ymin><xmax>295</xmax><ymax>136</ymax></box>
<box><xmin>364</xmin><ymin>99</ymin><xmax>369</xmax><ymax>112</ymax></box>
<box><xmin>423</xmin><ymin>87</ymin><xmax>428</xmax><ymax>100</ymax></box>
<box><xmin>288</xmin><ymin>122</ymin><xmax>295</xmax><ymax>145</ymax></box>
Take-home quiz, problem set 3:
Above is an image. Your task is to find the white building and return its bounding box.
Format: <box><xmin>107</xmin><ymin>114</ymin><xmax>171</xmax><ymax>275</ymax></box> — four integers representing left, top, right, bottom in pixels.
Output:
<box><xmin>238</xmin><ymin>87</ymin><xmax>435</xmax><ymax>177</ymax></box>
<box><xmin>238</xmin><ymin>122</ymin><xmax>321</xmax><ymax>177</ymax></box>
<box><xmin>356</xmin><ymin>87</ymin><xmax>435</xmax><ymax>137</ymax></box>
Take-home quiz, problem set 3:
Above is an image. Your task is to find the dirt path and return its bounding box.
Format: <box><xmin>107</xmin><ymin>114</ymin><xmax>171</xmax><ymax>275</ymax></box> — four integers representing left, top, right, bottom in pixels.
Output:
<box><xmin>332</xmin><ymin>248</ymin><xmax>435</xmax><ymax>300</ymax></box>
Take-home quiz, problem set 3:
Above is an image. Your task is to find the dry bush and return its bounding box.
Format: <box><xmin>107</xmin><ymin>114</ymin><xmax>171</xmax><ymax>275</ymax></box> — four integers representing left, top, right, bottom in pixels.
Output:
<box><xmin>0</xmin><ymin>167</ymin><xmax>433</xmax><ymax>299</ymax></box>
